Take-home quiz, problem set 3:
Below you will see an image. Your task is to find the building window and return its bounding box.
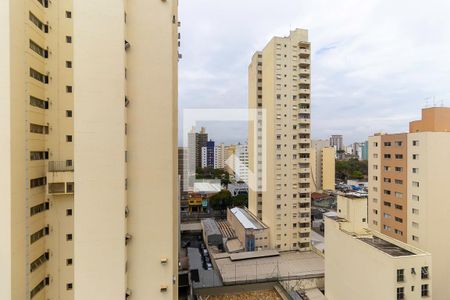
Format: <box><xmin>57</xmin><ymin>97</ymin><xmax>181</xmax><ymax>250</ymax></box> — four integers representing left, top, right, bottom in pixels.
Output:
<box><xmin>29</xmin><ymin>40</ymin><xmax>48</xmax><ymax>58</ymax></box>
<box><xmin>397</xmin><ymin>269</ymin><xmax>405</xmax><ymax>282</ymax></box>
<box><xmin>29</xmin><ymin>12</ymin><xmax>48</xmax><ymax>33</ymax></box>
<box><xmin>384</xmin><ymin>154</ymin><xmax>391</xmax><ymax>159</ymax></box>
<box><xmin>66</xmin><ymin>61</ymin><xmax>72</xmax><ymax>68</ymax></box>
<box><xmin>384</xmin><ymin>190</ymin><xmax>391</xmax><ymax>195</ymax></box>
<box><xmin>37</xmin><ymin>0</ymin><xmax>49</xmax><ymax>8</ymax></box>
<box><xmin>395</xmin><ymin>167</ymin><xmax>403</xmax><ymax>172</ymax></box>
<box><xmin>395</xmin><ymin>217</ymin><xmax>403</xmax><ymax>223</ymax></box>
<box><xmin>66</xmin><ymin>258</ymin><xmax>73</xmax><ymax>266</ymax></box>
<box><xmin>66</xmin><ymin>283</ymin><xmax>73</xmax><ymax>290</ymax></box>
<box><xmin>395</xmin><ymin>179</ymin><xmax>403</xmax><ymax>184</ymax></box>
<box><xmin>421</xmin><ymin>266</ymin><xmax>429</xmax><ymax>279</ymax></box>
<box><xmin>412</xmin><ymin>140</ymin><xmax>419</xmax><ymax>146</ymax></box>
<box><xmin>66</xmin><ymin>110</ymin><xmax>72</xmax><ymax>117</ymax></box>
<box><xmin>66</xmin><ymin>209</ymin><xmax>73</xmax><ymax>216</ymax></box>
<box><xmin>30</xmin><ymin>68</ymin><xmax>48</xmax><ymax>84</ymax></box>
<box><xmin>384</xmin><ymin>201</ymin><xmax>391</xmax><ymax>207</ymax></box>
<box><xmin>66</xmin><ymin>135</ymin><xmax>73</xmax><ymax>142</ymax></box>
<box><xmin>30</xmin><ymin>151</ymin><xmax>49</xmax><ymax>161</ymax></box>
<box><xmin>412</xmin><ymin>195</ymin><xmax>420</xmax><ymax>201</ymax></box>
<box><xmin>412</xmin><ymin>235</ymin><xmax>419</xmax><ymax>242</ymax></box>
<box><xmin>412</xmin><ymin>168</ymin><xmax>419</xmax><ymax>174</ymax></box>
<box><xmin>421</xmin><ymin>284</ymin><xmax>429</xmax><ymax>297</ymax></box>
<box><xmin>384</xmin><ymin>142</ymin><xmax>392</xmax><ymax>147</ymax></box>
<box><xmin>413</xmin><ymin>154</ymin><xmax>419</xmax><ymax>160</ymax></box>
<box><xmin>30</xmin><ymin>95</ymin><xmax>49</xmax><ymax>109</ymax></box>
<box><xmin>30</xmin><ymin>123</ymin><xmax>49</xmax><ymax>134</ymax></box>
<box><xmin>30</xmin><ymin>251</ymin><xmax>49</xmax><ymax>273</ymax></box>
<box><xmin>397</xmin><ymin>287</ymin><xmax>405</xmax><ymax>300</ymax></box>
<box><xmin>66</xmin><ymin>234</ymin><xmax>73</xmax><ymax>241</ymax></box>
<box><xmin>30</xmin><ymin>276</ymin><xmax>49</xmax><ymax>299</ymax></box>
<box><xmin>66</xmin><ymin>36</ymin><xmax>72</xmax><ymax>43</ymax></box>
<box><xmin>412</xmin><ymin>181</ymin><xmax>420</xmax><ymax>187</ymax></box>
<box><xmin>394</xmin><ymin>141</ymin><xmax>403</xmax><ymax>146</ymax></box>
<box><xmin>66</xmin><ymin>86</ymin><xmax>73</xmax><ymax>93</ymax></box>
<box><xmin>30</xmin><ymin>226</ymin><xmax>49</xmax><ymax>244</ymax></box>
<box><xmin>30</xmin><ymin>177</ymin><xmax>46</xmax><ymax>188</ymax></box>
<box><xmin>395</xmin><ymin>192</ymin><xmax>403</xmax><ymax>198</ymax></box>
<box><xmin>395</xmin><ymin>204</ymin><xmax>403</xmax><ymax>210</ymax></box>
<box><xmin>395</xmin><ymin>154</ymin><xmax>403</xmax><ymax>159</ymax></box>
<box><xmin>30</xmin><ymin>202</ymin><xmax>49</xmax><ymax>216</ymax></box>
<box><xmin>66</xmin><ymin>11</ymin><xmax>72</xmax><ymax>18</ymax></box>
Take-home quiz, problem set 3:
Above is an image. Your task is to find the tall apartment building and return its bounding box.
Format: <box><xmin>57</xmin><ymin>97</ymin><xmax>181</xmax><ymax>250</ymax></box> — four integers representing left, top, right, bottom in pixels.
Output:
<box><xmin>368</xmin><ymin>107</ymin><xmax>450</xmax><ymax>299</ymax></box>
<box><xmin>224</xmin><ymin>144</ymin><xmax>236</xmax><ymax>174</ymax></box>
<box><xmin>214</xmin><ymin>143</ymin><xmax>225</xmax><ymax>169</ymax></box>
<box><xmin>330</xmin><ymin>135</ymin><xmax>344</xmax><ymax>151</ymax></box>
<box><xmin>326</xmin><ymin>195</ymin><xmax>432</xmax><ymax>300</ymax></box>
<box><xmin>0</xmin><ymin>1</ymin><xmax>179</xmax><ymax>299</ymax></box>
<box><xmin>196</xmin><ymin>127</ymin><xmax>208</xmax><ymax>169</ymax></box>
<box><xmin>234</xmin><ymin>142</ymin><xmax>249</xmax><ymax>184</ymax></box>
<box><xmin>248</xmin><ymin>29</ymin><xmax>312</xmax><ymax>251</ymax></box>
<box><xmin>310</xmin><ymin>140</ymin><xmax>335</xmax><ymax>192</ymax></box>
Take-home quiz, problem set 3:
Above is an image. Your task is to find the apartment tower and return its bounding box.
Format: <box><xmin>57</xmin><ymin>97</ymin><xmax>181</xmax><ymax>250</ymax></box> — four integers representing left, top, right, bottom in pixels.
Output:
<box><xmin>369</xmin><ymin>107</ymin><xmax>450</xmax><ymax>299</ymax></box>
<box><xmin>248</xmin><ymin>29</ymin><xmax>312</xmax><ymax>251</ymax></box>
<box><xmin>0</xmin><ymin>0</ymin><xmax>179</xmax><ymax>299</ymax></box>
<box><xmin>310</xmin><ymin>140</ymin><xmax>336</xmax><ymax>192</ymax></box>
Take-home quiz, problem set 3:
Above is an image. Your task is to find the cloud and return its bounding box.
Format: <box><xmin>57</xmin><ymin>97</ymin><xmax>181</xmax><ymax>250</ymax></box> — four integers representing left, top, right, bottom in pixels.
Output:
<box><xmin>179</xmin><ymin>0</ymin><xmax>450</xmax><ymax>146</ymax></box>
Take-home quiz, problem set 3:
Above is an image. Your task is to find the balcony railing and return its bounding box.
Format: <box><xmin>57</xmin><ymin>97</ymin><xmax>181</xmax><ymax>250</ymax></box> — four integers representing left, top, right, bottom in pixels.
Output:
<box><xmin>48</xmin><ymin>161</ymin><xmax>74</xmax><ymax>172</ymax></box>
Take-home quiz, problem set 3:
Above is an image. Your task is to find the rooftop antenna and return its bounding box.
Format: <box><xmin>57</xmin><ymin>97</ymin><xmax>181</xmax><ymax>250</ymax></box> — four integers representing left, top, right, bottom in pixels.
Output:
<box><xmin>424</xmin><ymin>97</ymin><xmax>430</xmax><ymax>108</ymax></box>
<box><xmin>432</xmin><ymin>96</ymin><xmax>436</xmax><ymax>107</ymax></box>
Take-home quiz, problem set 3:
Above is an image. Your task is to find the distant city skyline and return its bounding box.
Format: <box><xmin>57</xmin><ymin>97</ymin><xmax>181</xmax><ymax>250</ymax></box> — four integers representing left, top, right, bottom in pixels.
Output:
<box><xmin>179</xmin><ymin>0</ymin><xmax>450</xmax><ymax>145</ymax></box>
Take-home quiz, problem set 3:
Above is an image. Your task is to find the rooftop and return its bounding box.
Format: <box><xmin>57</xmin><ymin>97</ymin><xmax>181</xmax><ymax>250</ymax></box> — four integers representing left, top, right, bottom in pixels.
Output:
<box><xmin>229</xmin><ymin>207</ymin><xmax>267</xmax><ymax>230</ymax></box>
<box><xmin>214</xmin><ymin>251</ymin><xmax>324</xmax><ymax>285</ymax></box>
<box><xmin>358</xmin><ymin>236</ymin><xmax>414</xmax><ymax>257</ymax></box>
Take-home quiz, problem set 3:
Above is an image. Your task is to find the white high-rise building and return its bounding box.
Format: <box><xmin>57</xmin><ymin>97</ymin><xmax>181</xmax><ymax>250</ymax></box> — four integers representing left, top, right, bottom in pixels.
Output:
<box><xmin>235</xmin><ymin>143</ymin><xmax>249</xmax><ymax>183</ymax></box>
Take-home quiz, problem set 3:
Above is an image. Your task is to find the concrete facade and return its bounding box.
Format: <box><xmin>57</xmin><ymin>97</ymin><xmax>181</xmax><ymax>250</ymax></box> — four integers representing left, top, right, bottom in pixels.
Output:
<box><xmin>326</xmin><ymin>195</ymin><xmax>432</xmax><ymax>300</ymax></box>
<box><xmin>248</xmin><ymin>29</ymin><xmax>312</xmax><ymax>251</ymax></box>
<box><xmin>369</xmin><ymin>107</ymin><xmax>450</xmax><ymax>299</ymax></box>
<box><xmin>1</xmin><ymin>0</ymin><xmax>179</xmax><ymax>299</ymax></box>
<box><xmin>311</xmin><ymin>140</ymin><xmax>335</xmax><ymax>192</ymax></box>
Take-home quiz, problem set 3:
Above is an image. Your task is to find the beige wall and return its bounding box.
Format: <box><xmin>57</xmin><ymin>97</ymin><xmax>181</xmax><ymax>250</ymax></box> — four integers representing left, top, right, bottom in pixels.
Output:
<box><xmin>73</xmin><ymin>0</ymin><xmax>127</xmax><ymax>299</ymax></box>
<box><xmin>368</xmin><ymin>135</ymin><xmax>381</xmax><ymax>231</ymax></box>
<box><xmin>325</xmin><ymin>216</ymin><xmax>432</xmax><ymax>300</ymax></box>
<box><xmin>407</xmin><ymin>132</ymin><xmax>450</xmax><ymax>299</ymax></box>
<box><xmin>0</xmin><ymin>1</ymin><xmax>11</xmax><ymax>298</ymax></box>
<box><xmin>125</xmin><ymin>0</ymin><xmax>179</xmax><ymax>299</ymax></box>
<box><xmin>321</xmin><ymin>147</ymin><xmax>335</xmax><ymax>191</ymax></box>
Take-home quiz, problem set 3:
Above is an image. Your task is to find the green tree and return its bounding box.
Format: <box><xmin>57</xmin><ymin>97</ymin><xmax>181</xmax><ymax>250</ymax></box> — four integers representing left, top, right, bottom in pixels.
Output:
<box><xmin>231</xmin><ymin>194</ymin><xmax>248</xmax><ymax>207</ymax></box>
<box><xmin>336</xmin><ymin>158</ymin><xmax>368</xmax><ymax>181</ymax></box>
<box><xmin>209</xmin><ymin>190</ymin><xmax>232</xmax><ymax>212</ymax></box>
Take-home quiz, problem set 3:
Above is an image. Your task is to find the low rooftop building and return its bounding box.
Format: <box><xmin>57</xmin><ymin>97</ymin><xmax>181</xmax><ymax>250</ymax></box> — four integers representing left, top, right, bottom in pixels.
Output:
<box><xmin>325</xmin><ymin>196</ymin><xmax>432</xmax><ymax>300</ymax></box>
<box><xmin>201</xmin><ymin>218</ymin><xmax>223</xmax><ymax>247</ymax></box>
<box><xmin>227</xmin><ymin>207</ymin><xmax>269</xmax><ymax>251</ymax></box>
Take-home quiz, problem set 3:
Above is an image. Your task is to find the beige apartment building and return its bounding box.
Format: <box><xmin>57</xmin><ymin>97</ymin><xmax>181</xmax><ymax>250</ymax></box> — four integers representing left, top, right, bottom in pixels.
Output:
<box><xmin>310</xmin><ymin>140</ymin><xmax>335</xmax><ymax>192</ymax></box>
<box><xmin>369</xmin><ymin>107</ymin><xmax>450</xmax><ymax>299</ymax></box>
<box><xmin>248</xmin><ymin>29</ymin><xmax>312</xmax><ymax>251</ymax></box>
<box><xmin>0</xmin><ymin>1</ymin><xmax>179</xmax><ymax>300</ymax></box>
<box><xmin>326</xmin><ymin>195</ymin><xmax>432</xmax><ymax>300</ymax></box>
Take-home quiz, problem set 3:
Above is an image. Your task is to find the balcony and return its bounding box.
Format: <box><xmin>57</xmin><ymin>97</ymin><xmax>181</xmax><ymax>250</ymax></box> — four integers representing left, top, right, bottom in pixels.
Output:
<box><xmin>299</xmin><ymin>69</ymin><xmax>310</xmax><ymax>75</ymax></box>
<box><xmin>299</xmin><ymin>89</ymin><xmax>311</xmax><ymax>94</ymax></box>
<box><xmin>299</xmin><ymin>118</ymin><xmax>311</xmax><ymax>124</ymax></box>
<box><xmin>299</xmin><ymin>49</ymin><xmax>311</xmax><ymax>55</ymax></box>
<box><xmin>47</xmin><ymin>161</ymin><xmax>74</xmax><ymax>195</ymax></box>
<box><xmin>48</xmin><ymin>161</ymin><xmax>74</xmax><ymax>172</ymax></box>
<box><xmin>299</xmin><ymin>59</ymin><xmax>310</xmax><ymax>65</ymax></box>
<box><xmin>299</xmin><ymin>148</ymin><xmax>310</xmax><ymax>154</ymax></box>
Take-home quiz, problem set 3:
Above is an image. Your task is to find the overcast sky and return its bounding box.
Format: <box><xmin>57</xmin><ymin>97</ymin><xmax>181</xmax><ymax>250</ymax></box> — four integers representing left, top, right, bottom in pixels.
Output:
<box><xmin>178</xmin><ymin>0</ymin><xmax>450</xmax><ymax>146</ymax></box>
